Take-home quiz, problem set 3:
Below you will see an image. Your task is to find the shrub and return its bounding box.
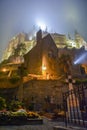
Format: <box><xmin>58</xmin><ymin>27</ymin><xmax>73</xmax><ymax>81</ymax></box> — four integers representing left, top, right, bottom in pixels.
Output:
<box><xmin>0</xmin><ymin>97</ymin><xmax>6</xmax><ymax>110</ymax></box>
<box><xmin>8</xmin><ymin>100</ymin><xmax>23</xmax><ymax>111</ymax></box>
<box><xmin>10</xmin><ymin>111</ymin><xmax>27</xmax><ymax>116</ymax></box>
<box><xmin>28</xmin><ymin>103</ymin><xmax>34</xmax><ymax>111</ymax></box>
<box><xmin>9</xmin><ymin>76</ymin><xmax>20</xmax><ymax>84</ymax></box>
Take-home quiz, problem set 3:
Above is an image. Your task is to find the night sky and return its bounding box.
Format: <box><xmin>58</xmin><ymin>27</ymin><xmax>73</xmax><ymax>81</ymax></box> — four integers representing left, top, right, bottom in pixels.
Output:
<box><xmin>0</xmin><ymin>0</ymin><xmax>87</xmax><ymax>61</ymax></box>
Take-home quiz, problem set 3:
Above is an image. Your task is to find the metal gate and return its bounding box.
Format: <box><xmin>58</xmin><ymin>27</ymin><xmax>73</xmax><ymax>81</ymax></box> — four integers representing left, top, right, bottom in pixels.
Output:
<box><xmin>63</xmin><ymin>83</ymin><xmax>87</xmax><ymax>128</ymax></box>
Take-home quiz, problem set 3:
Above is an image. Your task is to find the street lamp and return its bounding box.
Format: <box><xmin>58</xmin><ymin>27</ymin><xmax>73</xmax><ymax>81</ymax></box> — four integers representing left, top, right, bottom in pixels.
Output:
<box><xmin>42</xmin><ymin>64</ymin><xmax>46</xmax><ymax>71</ymax></box>
<box><xmin>2</xmin><ymin>68</ymin><xmax>7</xmax><ymax>72</ymax></box>
<box><xmin>42</xmin><ymin>64</ymin><xmax>47</xmax><ymax>79</ymax></box>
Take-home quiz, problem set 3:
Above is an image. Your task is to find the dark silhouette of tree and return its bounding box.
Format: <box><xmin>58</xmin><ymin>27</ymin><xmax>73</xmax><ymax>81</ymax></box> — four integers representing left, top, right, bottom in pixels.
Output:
<box><xmin>0</xmin><ymin>59</ymin><xmax>9</xmax><ymax>66</ymax></box>
<box><xmin>12</xmin><ymin>43</ymin><xmax>26</xmax><ymax>57</ymax></box>
<box><xmin>17</xmin><ymin>64</ymin><xmax>27</xmax><ymax>102</ymax></box>
<box><xmin>58</xmin><ymin>54</ymin><xmax>72</xmax><ymax>77</ymax></box>
<box><xmin>0</xmin><ymin>97</ymin><xmax>6</xmax><ymax>110</ymax></box>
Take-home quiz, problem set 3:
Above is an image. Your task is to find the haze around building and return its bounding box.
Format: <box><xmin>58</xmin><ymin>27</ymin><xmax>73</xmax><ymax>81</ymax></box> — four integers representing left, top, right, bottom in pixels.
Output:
<box><xmin>0</xmin><ymin>0</ymin><xmax>87</xmax><ymax>61</ymax></box>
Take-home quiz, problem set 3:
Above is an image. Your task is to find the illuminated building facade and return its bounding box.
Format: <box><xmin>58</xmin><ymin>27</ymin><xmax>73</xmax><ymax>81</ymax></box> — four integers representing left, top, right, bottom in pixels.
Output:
<box><xmin>24</xmin><ymin>30</ymin><xmax>87</xmax><ymax>78</ymax></box>
<box><xmin>2</xmin><ymin>29</ymin><xmax>87</xmax><ymax>63</ymax></box>
<box><xmin>51</xmin><ymin>33</ymin><xmax>67</xmax><ymax>48</ymax></box>
<box><xmin>75</xmin><ymin>31</ymin><xmax>87</xmax><ymax>49</ymax></box>
<box><xmin>2</xmin><ymin>33</ymin><xmax>36</xmax><ymax>61</ymax></box>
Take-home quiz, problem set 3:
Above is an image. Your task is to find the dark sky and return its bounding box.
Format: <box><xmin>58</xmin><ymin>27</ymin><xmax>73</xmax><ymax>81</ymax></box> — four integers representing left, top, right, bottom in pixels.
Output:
<box><xmin>0</xmin><ymin>0</ymin><xmax>87</xmax><ymax>61</ymax></box>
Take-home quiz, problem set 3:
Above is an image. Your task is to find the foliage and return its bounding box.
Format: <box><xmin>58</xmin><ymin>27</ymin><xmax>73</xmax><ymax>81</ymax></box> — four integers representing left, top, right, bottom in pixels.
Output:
<box><xmin>63</xmin><ymin>78</ymin><xmax>87</xmax><ymax>84</ymax></box>
<box><xmin>0</xmin><ymin>110</ymin><xmax>40</xmax><ymax>119</ymax></box>
<box><xmin>9</xmin><ymin>76</ymin><xmax>20</xmax><ymax>84</ymax></box>
<box><xmin>75</xmin><ymin>78</ymin><xmax>87</xmax><ymax>84</ymax></box>
<box><xmin>18</xmin><ymin>64</ymin><xmax>27</xmax><ymax>77</ymax></box>
<box><xmin>9</xmin><ymin>111</ymin><xmax>40</xmax><ymax>118</ymax></box>
<box><xmin>8</xmin><ymin>100</ymin><xmax>23</xmax><ymax>111</ymax></box>
<box><xmin>0</xmin><ymin>60</ymin><xmax>9</xmax><ymax>67</ymax></box>
<box><xmin>27</xmin><ymin>111</ymin><xmax>40</xmax><ymax>118</ymax></box>
<box><xmin>10</xmin><ymin>111</ymin><xmax>27</xmax><ymax>116</ymax></box>
<box><xmin>28</xmin><ymin>103</ymin><xmax>34</xmax><ymax>111</ymax></box>
<box><xmin>58</xmin><ymin>54</ymin><xmax>72</xmax><ymax>76</ymax></box>
<box><xmin>12</xmin><ymin>43</ymin><xmax>26</xmax><ymax>57</ymax></box>
<box><xmin>0</xmin><ymin>71</ymin><xmax>9</xmax><ymax>78</ymax></box>
<box><xmin>0</xmin><ymin>97</ymin><xmax>41</xmax><ymax>119</ymax></box>
<box><xmin>0</xmin><ymin>97</ymin><xmax>6</xmax><ymax>110</ymax></box>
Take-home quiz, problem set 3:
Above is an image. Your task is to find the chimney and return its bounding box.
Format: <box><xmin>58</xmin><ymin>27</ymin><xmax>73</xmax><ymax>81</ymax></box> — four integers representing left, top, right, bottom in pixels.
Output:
<box><xmin>36</xmin><ymin>29</ymin><xmax>42</xmax><ymax>44</ymax></box>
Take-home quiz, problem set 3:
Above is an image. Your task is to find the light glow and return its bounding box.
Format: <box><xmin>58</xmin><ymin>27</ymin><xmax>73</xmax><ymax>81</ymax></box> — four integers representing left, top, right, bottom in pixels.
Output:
<box><xmin>74</xmin><ymin>53</ymin><xmax>87</xmax><ymax>64</ymax></box>
<box><xmin>2</xmin><ymin>68</ymin><xmax>7</xmax><ymax>72</ymax></box>
<box><xmin>29</xmin><ymin>36</ymin><xmax>32</xmax><ymax>40</ymax></box>
<box><xmin>42</xmin><ymin>65</ymin><xmax>47</xmax><ymax>70</ymax></box>
<box><xmin>37</xmin><ymin>22</ymin><xmax>46</xmax><ymax>31</ymax></box>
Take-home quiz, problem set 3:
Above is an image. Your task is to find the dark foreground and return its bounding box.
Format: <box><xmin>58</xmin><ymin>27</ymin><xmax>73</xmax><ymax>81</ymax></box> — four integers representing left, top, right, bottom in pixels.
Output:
<box><xmin>0</xmin><ymin>117</ymin><xmax>86</xmax><ymax>130</ymax></box>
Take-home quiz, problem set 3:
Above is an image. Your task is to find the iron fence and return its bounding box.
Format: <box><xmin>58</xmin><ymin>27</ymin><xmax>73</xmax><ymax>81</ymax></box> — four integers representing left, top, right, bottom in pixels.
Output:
<box><xmin>63</xmin><ymin>83</ymin><xmax>87</xmax><ymax>128</ymax></box>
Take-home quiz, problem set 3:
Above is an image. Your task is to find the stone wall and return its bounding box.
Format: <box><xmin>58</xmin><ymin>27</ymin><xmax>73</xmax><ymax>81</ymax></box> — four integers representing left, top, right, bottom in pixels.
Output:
<box><xmin>1</xmin><ymin>79</ymin><xmax>87</xmax><ymax>111</ymax></box>
<box><xmin>23</xmin><ymin>80</ymin><xmax>67</xmax><ymax>110</ymax></box>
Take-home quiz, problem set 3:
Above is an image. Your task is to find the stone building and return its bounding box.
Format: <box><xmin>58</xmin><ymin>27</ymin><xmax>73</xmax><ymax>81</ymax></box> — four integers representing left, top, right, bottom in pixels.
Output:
<box><xmin>75</xmin><ymin>31</ymin><xmax>87</xmax><ymax>49</ymax></box>
<box><xmin>2</xmin><ymin>28</ymin><xmax>87</xmax><ymax>63</ymax></box>
<box><xmin>51</xmin><ymin>33</ymin><xmax>67</xmax><ymax>48</ymax></box>
<box><xmin>24</xmin><ymin>30</ymin><xmax>59</xmax><ymax>79</ymax></box>
<box><xmin>24</xmin><ymin>30</ymin><xmax>86</xmax><ymax>79</ymax></box>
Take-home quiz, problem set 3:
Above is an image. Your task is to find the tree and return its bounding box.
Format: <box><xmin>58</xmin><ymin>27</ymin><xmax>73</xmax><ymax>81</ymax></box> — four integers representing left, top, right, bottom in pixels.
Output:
<box><xmin>12</xmin><ymin>43</ymin><xmax>26</xmax><ymax>57</ymax></box>
<box><xmin>17</xmin><ymin>64</ymin><xmax>27</xmax><ymax>102</ymax></box>
<box><xmin>58</xmin><ymin>54</ymin><xmax>72</xmax><ymax>77</ymax></box>
<box><xmin>0</xmin><ymin>59</ymin><xmax>9</xmax><ymax>67</ymax></box>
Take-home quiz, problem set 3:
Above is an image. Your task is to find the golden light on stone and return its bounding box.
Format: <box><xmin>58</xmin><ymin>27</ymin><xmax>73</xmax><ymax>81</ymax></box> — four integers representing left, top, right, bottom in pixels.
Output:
<box><xmin>42</xmin><ymin>64</ymin><xmax>47</xmax><ymax>71</ymax></box>
<box><xmin>42</xmin><ymin>64</ymin><xmax>47</xmax><ymax>79</ymax></box>
<box><xmin>2</xmin><ymin>68</ymin><xmax>7</xmax><ymax>72</ymax></box>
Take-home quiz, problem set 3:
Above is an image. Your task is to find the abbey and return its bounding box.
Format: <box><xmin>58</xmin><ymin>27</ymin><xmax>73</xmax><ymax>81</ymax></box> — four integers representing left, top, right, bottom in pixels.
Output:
<box><xmin>24</xmin><ymin>30</ymin><xmax>87</xmax><ymax>79</ymax></box>
<box><xmin>2</xmin><ymin>29</ymin><xmax>87</xmax><ymax>62</ymax></box>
